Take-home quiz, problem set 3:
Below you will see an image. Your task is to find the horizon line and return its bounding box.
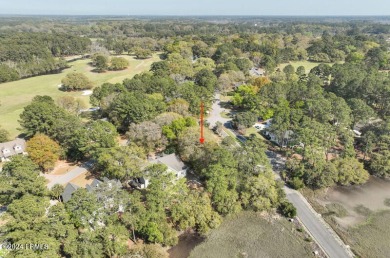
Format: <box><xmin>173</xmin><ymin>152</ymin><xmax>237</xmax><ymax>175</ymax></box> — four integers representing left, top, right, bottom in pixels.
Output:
<box><xmin>1</xmin><ymin>14</ymin><xmax>390</xmax><ymax>17</ymax></box>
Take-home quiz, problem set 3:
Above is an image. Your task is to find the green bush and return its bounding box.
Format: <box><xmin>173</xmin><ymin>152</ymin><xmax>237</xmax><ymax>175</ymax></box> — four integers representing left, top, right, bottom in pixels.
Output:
<box><xmin>279</xmin><ymin>200</ymin><xmax>297</xmax><ymax>218</ymax></box>
<box><xmin>289</xmin><ymin>177</ymin><xmax>304</xmax><ymax>190</ymax></box>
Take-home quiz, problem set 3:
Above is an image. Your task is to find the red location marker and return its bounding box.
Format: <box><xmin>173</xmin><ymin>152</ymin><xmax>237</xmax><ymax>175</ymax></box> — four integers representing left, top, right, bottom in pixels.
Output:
<box><xmin>200</xmin><ymin>101</ymin><xmax>205</xmax><ymax>144</ymax></box>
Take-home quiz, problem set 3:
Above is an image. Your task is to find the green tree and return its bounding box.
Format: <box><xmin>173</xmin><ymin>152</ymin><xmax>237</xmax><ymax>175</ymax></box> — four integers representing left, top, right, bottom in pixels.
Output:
<box><xmin>203</xmin><ymin>163</ymin><xmax>241</xmax><ymax>215</ymax></box>
<box><xmin>283</xmin><ymin>64</ymin><xmax>295</xmax><ymax>78</ymax></box>
<box><xmin>90</xmin><ymin>82</ymin><xmax>126</xmax><ymax>108</ymax></box>
<box><xmin>279</xmin><ymin>201</ymin><xmax>297</xmax><ymax>218</ymax></box>
<box><xmin>194</xmin><ymin>68</ymin><xmax>218</xmax><ymax>92</ymax></box>
<box><xmin>26</xmin><ymin>134</ymin><xmax>61</xmax><ymax>171</ymax></box>
<box><xmin>19</xmin><ymin>95</ymin><xmax>68</xmax><ymax>137</ymax></box>
<box><xmin>94</xmin><ymin>145</ymin><xmax>146</xmax><ymax>181</ymax></box>
<box><xmin>134</xmin><ymin>47</ymin><xmax>153</xmax><ymax>59</ymax></box>
<box><xmin>93</xmin><ymin>54</ymin><xmax>109</xmax><ymax>72</ymax></box>
<box><xmin>0</xmin><ymin>126</ymin><xmax>10</xmax><ymax>143</ymax></box>
<box><xmin>6</xmin><ymin>195</ymin><xmax>61</xmax><ymax>257</ymax></box>
<box><xmin>108</xmin><ymin>92</ymin><xmax>165</xmax><ymax>131</ymax></box>
<box><xmin>240</xmin><ymin>171</ymin><xmax>280</xmax><ymax>212</ymax></box>
<box><xmin>335</xmin><ymin>157</ymin><xmax>369</xmax><ymax>185</ymax></box>
<box><xmin>233</xmin><ymin>111</ymin><xmax>258</xmax><ymax>129</ymax></box>
<box><xmin>347</xmin><ymin>98</ymin><xmax>376</xmax><ymax>127</ymax></box>
<box><xmin>0</xmin><ymin>64</ymin><xmax>19</xmax><ymax>82</ymax></box>
<box><xmin>162</xmin><ymin>117</ymin><xmax>196</xmax><ymax>141</ymax></box>
<box><xmin>50</xmin><ymin>184</ymin><xmax>64</xmax><ymax>201</ymax></box>
<box><xmin>110</xmin><ymin>57</ymin><xmax>129</xmax><ymax>70</ymax></box>
<box><xmin>171</xmin><ymin>191</ymin><xmax>222</xmax><ymax>234</ymax></box>
<box><xmin>296</xmin><ymin>65</ymin><xmax>306</xmax><ymax>77</ymax></box>
<box><xmin>61</xmin><ymin>72</ymin><xmax>93</xmax><ymax>91</ymax></box>
<box><xmin>65</xmin><ymin>189</ymin><xmax>101</xmax><ymax>228</ymax></box>
<box><xmin>77</xmin><ymin>120</ymin><xmax>119</xmax><ymax>158</ymax></box>
<box><xmin>370</xmin><ymin>150</ymin><xmax>390</xmax><ymax>178</ymax></box>
<box><xmin>0</xmin><ymin>155</ymin><xmax>48</xmax><ymax>205</ymax></box>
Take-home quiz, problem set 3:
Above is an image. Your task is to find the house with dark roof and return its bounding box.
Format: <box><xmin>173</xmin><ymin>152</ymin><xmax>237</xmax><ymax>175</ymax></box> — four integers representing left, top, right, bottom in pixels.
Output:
<box><xmin>0</xmin><ymin>139</ymin><xmax>27</xmax><ymax>162</ymax></box>
<box><xmin>86</xmin><ymin>178</ymin><xmax>103</xmax><ymax>192</ymax></box>
<box><xmin>61</xmin><ymin>183</ymin><xmax>80</xmax><ymax>202</ymax></box>
<box><xmin>61</xmin><ymin>179</ymin><xmax>103</xmax><ymax>203</ymax></box>
<box><xmin>61</xmin><ymin>177</ymin><xmax>122</xmax><ymax>203</ymax></box>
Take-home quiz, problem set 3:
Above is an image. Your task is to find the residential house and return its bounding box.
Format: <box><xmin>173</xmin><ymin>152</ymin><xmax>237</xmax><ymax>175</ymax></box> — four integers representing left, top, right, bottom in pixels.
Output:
<box><xmin>61</xmin><ymin>178</ymin><xmax>103</xmax><ymax>203</ymax></box>
<box><xmin>0</xmin><ymin>139</ymin><xmax>27</xmax><ymax>163</ymax></box>
<box><xmin>61</xmin><ymin>183</ymin><xmax>80</xmax><ymax>203</ymax></box>
<box><xmin>249</xmin><ymin>67</ymin><xmax>265</xmax><ymax>77</ymax></box>
<box><xmin>149</xmin><ymin>153</ymin><xmax>188</xmax><ymax>179</ymax></box>
<box><xmin>61</xmin><ymin>177</ymin><xmax>124</xmax><ymax>203</ymax></box>
<box><xmin>130</xmin><ymin>153</ymin><xmax>188</xmax><ymax>189</ymax></box>
<box><xmin>262</xmin><ymin>119</ymin><xmax>299</xmax><ymax>147</ymax></box>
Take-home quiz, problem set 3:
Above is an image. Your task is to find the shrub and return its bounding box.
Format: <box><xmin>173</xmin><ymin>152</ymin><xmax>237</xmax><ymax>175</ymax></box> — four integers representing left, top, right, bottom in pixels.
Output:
<box><xmin>289</xmin><ymin>177</ymin><xmax>304</xmax><ymax>190</ymax></box>
<box><xmin>279</xmin><ymin>200</ymin><xmax>297</xmax><ymax>218</ymax></box>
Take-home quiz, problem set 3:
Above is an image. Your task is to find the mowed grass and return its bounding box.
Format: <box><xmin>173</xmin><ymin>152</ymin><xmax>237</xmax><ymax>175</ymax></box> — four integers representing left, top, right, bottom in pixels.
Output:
<box><xmin>0</xmin><ymin>54</ymin><xmax>160</xmax><ymax>138</ymax></box>
<box><xmin>347</xmin><ymin>210</ymin><xmax>390</xmax><ymax>258</ymax></box>
<box><xmin>278</xmin><ymin>60</ymin><xmax>340</xmax><ymax>73</ymax></box>
<box><xmin>189</xmin><ymin>212</ymin><xmax>314</xmax><ymax>258</ymax></box>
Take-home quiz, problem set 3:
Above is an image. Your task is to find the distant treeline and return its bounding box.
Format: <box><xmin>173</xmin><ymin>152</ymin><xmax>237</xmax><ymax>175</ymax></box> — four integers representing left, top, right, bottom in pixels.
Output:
<box><xmin>0</xmin><ymin>32</ymin><xmax>90</xmax><ymax>83</ymax></box>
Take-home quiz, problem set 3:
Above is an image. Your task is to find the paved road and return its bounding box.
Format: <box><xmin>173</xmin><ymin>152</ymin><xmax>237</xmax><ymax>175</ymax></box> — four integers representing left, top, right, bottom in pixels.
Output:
<box><xmin>44</xmin><ymin>162</ymin><xmax>92</xmax><ymax>189</ymax></box>
<box><xmin>207</xmin><ymin>93</ymin><xmax>230</xmax><ymax>129</ymax></box>
<box><xmin>266</xmin><ymin>151</ymin><xmax>353</xmax><ymax>258</ymax></box>
<box><xmin>207</xmin><ymin>96</ymin><xmax>353</xmax><ymax>258</ymax></box>
<box><xmin>286</xmin><ymin>191</ymin><xmax>352</xmax><ymax>258</ymax></box>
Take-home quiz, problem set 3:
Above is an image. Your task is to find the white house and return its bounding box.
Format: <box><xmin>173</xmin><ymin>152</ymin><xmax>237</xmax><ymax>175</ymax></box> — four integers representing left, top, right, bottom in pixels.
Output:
<box><xmin>0</xmin><ymin>139</ymin><xmax>27</xmax><ymax>163</ymax></box>
<box><xmin>149</xmin><ymin>153</ymin><xmax>188</xmax><ymax>179</ymax></box>
<box><xmin>131</xmin><ymin>154</ymin><xmax>188</xmax><ymax>189</ymax></box>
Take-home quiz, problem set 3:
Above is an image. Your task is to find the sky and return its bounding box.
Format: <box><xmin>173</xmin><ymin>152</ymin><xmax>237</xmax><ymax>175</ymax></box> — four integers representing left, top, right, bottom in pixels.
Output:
<box><xmin>0</xmin><ymin>0</ymin><xmax>389</xmax><ymax>16</ymax></box>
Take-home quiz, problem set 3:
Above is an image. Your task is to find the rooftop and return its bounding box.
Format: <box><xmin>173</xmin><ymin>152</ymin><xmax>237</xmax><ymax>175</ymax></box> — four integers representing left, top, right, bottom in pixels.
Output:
<box><xmin>0</xmin><ymin>138</ymin><xmax>26</xmax><ymax>159</ymax></box>
<box><xmin>149</xmin><ymin>153</ymin><xmax>187</xmax><ymax>172</ymax></box>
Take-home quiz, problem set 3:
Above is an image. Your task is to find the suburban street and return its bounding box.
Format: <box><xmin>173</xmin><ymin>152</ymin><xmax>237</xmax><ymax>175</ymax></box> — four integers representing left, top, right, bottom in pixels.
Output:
<box><xmin>210</xmin><ymin>94</ymin><xmax>353</xmax><ymax>258</ymax></box>
<box><xmin>207</xmin><ymin>93</ymin><xmax>230</xmax><ymax>128</ymax></box>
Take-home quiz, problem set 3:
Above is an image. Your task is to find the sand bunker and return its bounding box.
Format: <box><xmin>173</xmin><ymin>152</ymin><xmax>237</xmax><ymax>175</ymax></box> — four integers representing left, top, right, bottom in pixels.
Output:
<box><xmin>82</xmin><ymin>90</ymin><xmax>93</xmax><ymax>96</ymax></box>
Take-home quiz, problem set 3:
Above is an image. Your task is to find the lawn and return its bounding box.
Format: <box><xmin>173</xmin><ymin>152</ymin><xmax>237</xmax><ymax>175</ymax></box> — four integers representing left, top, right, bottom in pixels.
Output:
<box><xmin>70</xmin><ymin>171</ymin><xmax>94</xmax><ymax>187</ymax></box>
<box><xmin>244</xmin><ymin>127</ymin><xmax>263</xmax><ymax>139</ymax></box>
<box><xmin>0</xmin><ymin>54</ymin><xmax>160</xmax><ymax>138</ymax></box>
<box><xmin>278</xmin><ymin>60</ymin><xmax>340</xmax><ymax>73</ymax></box>
<box><xmin>189</xmin><ymin>211</ymin><xmax>314</xmax><ymax>258</ymax></box>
